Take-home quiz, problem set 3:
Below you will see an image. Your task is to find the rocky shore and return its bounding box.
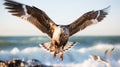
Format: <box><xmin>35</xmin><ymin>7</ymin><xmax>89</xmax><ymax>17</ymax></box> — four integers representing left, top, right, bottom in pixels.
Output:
<box><xmin>0</xmin><ymin>59</ymin><xmax>52</xmax><ymax>67</ymax></box>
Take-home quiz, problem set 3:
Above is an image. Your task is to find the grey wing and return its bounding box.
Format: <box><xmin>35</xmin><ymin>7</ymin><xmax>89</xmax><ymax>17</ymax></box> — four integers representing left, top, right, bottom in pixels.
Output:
<box><xmin>104</xmin><ymin>49</ymin><xmax>109</xmax><ymax>56</ymax></box>
<box><xmin>106</xmin><ymin>48</ymin><xmax>115</xmax><ymax>59</ymax></box>
<box><xmin>68</xmin><ymin>6</ymin><xmax>110</xmax><ymax>36</ymax></box>
<box><xmin>4</xmin><ymin>0</ymin><xmax>57</xmax><ymax>38</ymax></box>
<box><xmin>109</xmin><ymin>48</ymin><xmax>115</xmax><ymax>55</ymax></box>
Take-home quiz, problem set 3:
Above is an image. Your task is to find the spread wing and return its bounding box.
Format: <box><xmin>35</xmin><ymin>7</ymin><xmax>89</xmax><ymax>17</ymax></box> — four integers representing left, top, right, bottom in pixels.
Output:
<box><xmin>4</xmin><ymin>0</ymin><xmax>57</xmax><ymax>38</ymax></box>
<box><xmin>105</xmin><ymin>48</ymin><xmax>115</xmax><ymax>59</ymax></box>
<box><xmin>68</xmin><ymin>6</ymin><xmax>110</xmax><ymax>36</ymax></box>
<box><xmin>104</xmin><ymin>49</ymin><xmax>109</xmax><ymax>56</ymax></box>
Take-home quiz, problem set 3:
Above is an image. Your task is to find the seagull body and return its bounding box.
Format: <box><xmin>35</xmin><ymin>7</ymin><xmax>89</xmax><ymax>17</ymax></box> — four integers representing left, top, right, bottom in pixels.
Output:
<box><xmin>90</xmin><ymin>48</ymin><xmax>115</xmax><ymax>67</ymax></box>
<box><xmin>4</xmin><ymin>0</ymin><xmax>110</xmax><ymax>60</ymax></box>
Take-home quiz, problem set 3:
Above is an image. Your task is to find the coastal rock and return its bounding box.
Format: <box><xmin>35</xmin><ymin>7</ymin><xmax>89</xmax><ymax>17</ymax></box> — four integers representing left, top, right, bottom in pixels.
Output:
<box><xmin>0</xmin><ymin>59</ymin><xmax>52</xmax><ymax>67</ymax></box>
<box><xmin>0</xmin><ymin>60</ymin><xmax>8</xmax><ymax>67</ymax></box>
<box><xmin>7</xmin><ymin>59</ymin><xmax>25</xmax><ymax>67</ymax></box>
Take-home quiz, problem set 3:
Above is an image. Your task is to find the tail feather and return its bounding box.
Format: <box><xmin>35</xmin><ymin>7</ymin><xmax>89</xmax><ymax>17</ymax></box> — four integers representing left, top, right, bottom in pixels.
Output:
<box><xmin>39</xmin><ymin>42</ymin><xmax>77</xmax><ymax>54</ymax></box>
<box><xmin>63</xmin><ymin>42</ymin><xmax>77</xmax><ymax>52</ymax></box>
<box><xmin>40</xmin><ymin>42</ymin><xmax>54</xmax><ymax>53</ymax></box>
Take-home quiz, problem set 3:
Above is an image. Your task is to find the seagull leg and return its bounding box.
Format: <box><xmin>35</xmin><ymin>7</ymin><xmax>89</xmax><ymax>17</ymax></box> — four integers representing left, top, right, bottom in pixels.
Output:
<box><xmin>53</xmin><ymin>46</ymin><xmax>57</xmax><ymax>58</ymax></box>
<box><xmin>60</xmin><ymin>47</ymin><xmax>64</xmax><ymax>60</ymax></box>
<box><xmin>60</xmin><ymin>53</ymin><xmax>63</xmax><ymax>60</ymax></box>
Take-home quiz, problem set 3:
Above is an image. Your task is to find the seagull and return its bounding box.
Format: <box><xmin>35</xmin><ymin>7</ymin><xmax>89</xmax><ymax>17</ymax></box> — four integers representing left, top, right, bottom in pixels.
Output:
<box><xmin>4</xmin><ymin>0</ymin><xmax>110</xmax><ymax>60</ymax></box>
<box><xmin>90</xmin><ymin>48</ymin><xmax>115</xmax><ymax>67</ymax></box>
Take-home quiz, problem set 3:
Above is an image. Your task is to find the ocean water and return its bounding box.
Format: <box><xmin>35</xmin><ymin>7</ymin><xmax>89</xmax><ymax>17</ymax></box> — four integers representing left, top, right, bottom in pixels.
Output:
<box><xmin>0</xmin><ymin>36</ymin><xmax>120</xmax><ymax>67</ymax></box>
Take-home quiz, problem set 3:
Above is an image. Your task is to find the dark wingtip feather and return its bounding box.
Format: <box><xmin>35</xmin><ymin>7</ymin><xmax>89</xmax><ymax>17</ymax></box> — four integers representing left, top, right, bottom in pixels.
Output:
<box><xmin>102</xmin><ymin>5</ymin><xmax>111</xmax><ymax>15</ymax></box>
<box><xmin>111</xmin><ymin>48</ymin><xmax>115</xmax><ymax>51</ymax></box>
<box><xmin>5</xmin><ymin>7</ymin><xmax>14</xmax><ymax>9</ymax></box>
<box><xmin>104</xmin><ymin>49</ymin><xmax>109</xmax><ymax>55</ymax></box>
<box><xmin>4</xmin><ymin>0</ymin><xmax>22</xmax><ymax>7</ymax></box>
<box><xmin>4</xmin><ymin>0</ymin><xmax>25</xmax><ymax>17</ymax></box>
<box><xmin>11</xmin><ymin>13</ymin><xmax>22</xmax><ymax>17</ymax></box>
<box><xmin>97</xmin><ymin>6</ymin><xmax>110</xmax><ymax>22</ymax></box>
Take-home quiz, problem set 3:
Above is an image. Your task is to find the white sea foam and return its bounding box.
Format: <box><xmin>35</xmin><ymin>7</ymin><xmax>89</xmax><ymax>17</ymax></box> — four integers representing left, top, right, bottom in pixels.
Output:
<box><xmin>10</xmin><ymin>47</ymin><xmax>20</xmax><ymax>54</ymax></box>
<box><xmin>58</xmin><ymin>59</ymin><xmax>120</xmax><ymax>67</ymax></box>
<box><xmin>0</xmin><ymin>43</ymin><xmax>120</xmax><ymax>67</ymax></box>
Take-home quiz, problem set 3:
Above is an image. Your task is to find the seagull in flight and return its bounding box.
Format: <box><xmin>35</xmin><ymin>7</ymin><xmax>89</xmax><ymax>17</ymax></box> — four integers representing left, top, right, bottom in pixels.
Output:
<box><xmin>90</xmin><ymin>48</ymin><xmax>115</xmax><ymax>67</ymax></box>
<box><xmin>4</xmin><ymin>0</ymin><xmax>110</xmax><ymax>60</ymax></box>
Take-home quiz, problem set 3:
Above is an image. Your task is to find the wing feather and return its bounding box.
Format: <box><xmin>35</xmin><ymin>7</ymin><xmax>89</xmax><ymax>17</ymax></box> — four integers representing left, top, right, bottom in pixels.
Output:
<box><xmin>68</xmin><ymin>6</ymin><xmax>110</xmax><ymax>36</ymax></box>
<box><xmin>4</xmin><ymin>0</ymin><xmax>57</xmax><ymax>38</ymax></box>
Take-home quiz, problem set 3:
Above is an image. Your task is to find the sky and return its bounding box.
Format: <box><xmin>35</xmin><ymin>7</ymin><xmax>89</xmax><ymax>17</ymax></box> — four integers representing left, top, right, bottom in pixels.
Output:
<box><xmin>0</xmin><ymin>0</ymin><xmax>120</xmax><ymax>36</ymax></box>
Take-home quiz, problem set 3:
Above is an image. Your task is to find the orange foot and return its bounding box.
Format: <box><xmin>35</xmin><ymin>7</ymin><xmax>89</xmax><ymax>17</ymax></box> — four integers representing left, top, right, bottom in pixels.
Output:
<box><xmin>53</xmin><ymin>51</ymin><xmax>57</xmax><ymax>58</ymax></box>
<box><xmin>60</xmin><ymin>53</ymin><xmax>64</xmax><ymax>61</ymax></box>
<box><xmin>53</xmin><ymin>47</ymin><xmax>57</xmax><ymax>58</ymax></box>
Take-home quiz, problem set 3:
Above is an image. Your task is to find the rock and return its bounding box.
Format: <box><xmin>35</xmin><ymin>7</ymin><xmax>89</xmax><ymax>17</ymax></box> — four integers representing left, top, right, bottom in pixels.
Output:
<box><xmin>0</xmin><ymin>59</ymin><xmax>53</xmax><ymax>67</ymax></box>
<box><xmin>7</xmin><ymin>59</ymin><xmax>25</xmax><ymax>67</ymax></box>
<box><xmin>0</xmin><ymin>60</ymin><xmax>8</xmax><ymax>67</ymax></box>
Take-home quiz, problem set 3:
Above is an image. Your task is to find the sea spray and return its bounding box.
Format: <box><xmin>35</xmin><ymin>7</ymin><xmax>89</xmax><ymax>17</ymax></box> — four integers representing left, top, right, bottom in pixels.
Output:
<box><xmin>0</xmin><ymin>36</ymin><xmax>120</xmax><ymax>67</ymax></box>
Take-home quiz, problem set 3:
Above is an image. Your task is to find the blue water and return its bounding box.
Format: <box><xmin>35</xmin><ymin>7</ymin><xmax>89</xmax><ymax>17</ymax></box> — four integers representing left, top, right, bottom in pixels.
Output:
<box><xmin>0</xmin><ymin>36</ymin><xmax>120</xmax><ymax>50</ymax></box>
<box><xmin>0</xmin><ymin>36</ymin><xmax>120</xmax><ymax>67</ymax></box>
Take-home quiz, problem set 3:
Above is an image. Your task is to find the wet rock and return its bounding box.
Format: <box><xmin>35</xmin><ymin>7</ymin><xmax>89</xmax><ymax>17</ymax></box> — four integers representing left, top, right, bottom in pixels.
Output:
<box><xmin>7</xmin><ymin>59</ymin><xmax>25</xmax><ymax>67</ymax></box>
<box><xmin>0</xmin><ymin>59</ymin><xmax>53</xmax><ymax>67</ymax></box>
<box><xmin>0</xmin><ymin>60</ymin><xmax>8</xmax><ymax>67</ymax></box>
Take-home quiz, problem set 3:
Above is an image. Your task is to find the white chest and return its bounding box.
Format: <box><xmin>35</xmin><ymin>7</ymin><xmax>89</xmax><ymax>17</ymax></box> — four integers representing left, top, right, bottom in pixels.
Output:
<box><xmin>52</xmin><ymin>26</ymin><xmax>69</xmax><ymax>41</ymax></box>
<box><xmin>52</xmin><ymin>27</ymin><xmax>62</xmax><ymax>40</ymax></box>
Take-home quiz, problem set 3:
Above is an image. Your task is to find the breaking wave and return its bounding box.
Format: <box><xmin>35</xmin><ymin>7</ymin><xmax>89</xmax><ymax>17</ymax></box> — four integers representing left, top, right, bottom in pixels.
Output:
<box><xmin>0</xmin><ymin>43</ymin><xmax>120</xmax><ymax>67</ymax></box>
